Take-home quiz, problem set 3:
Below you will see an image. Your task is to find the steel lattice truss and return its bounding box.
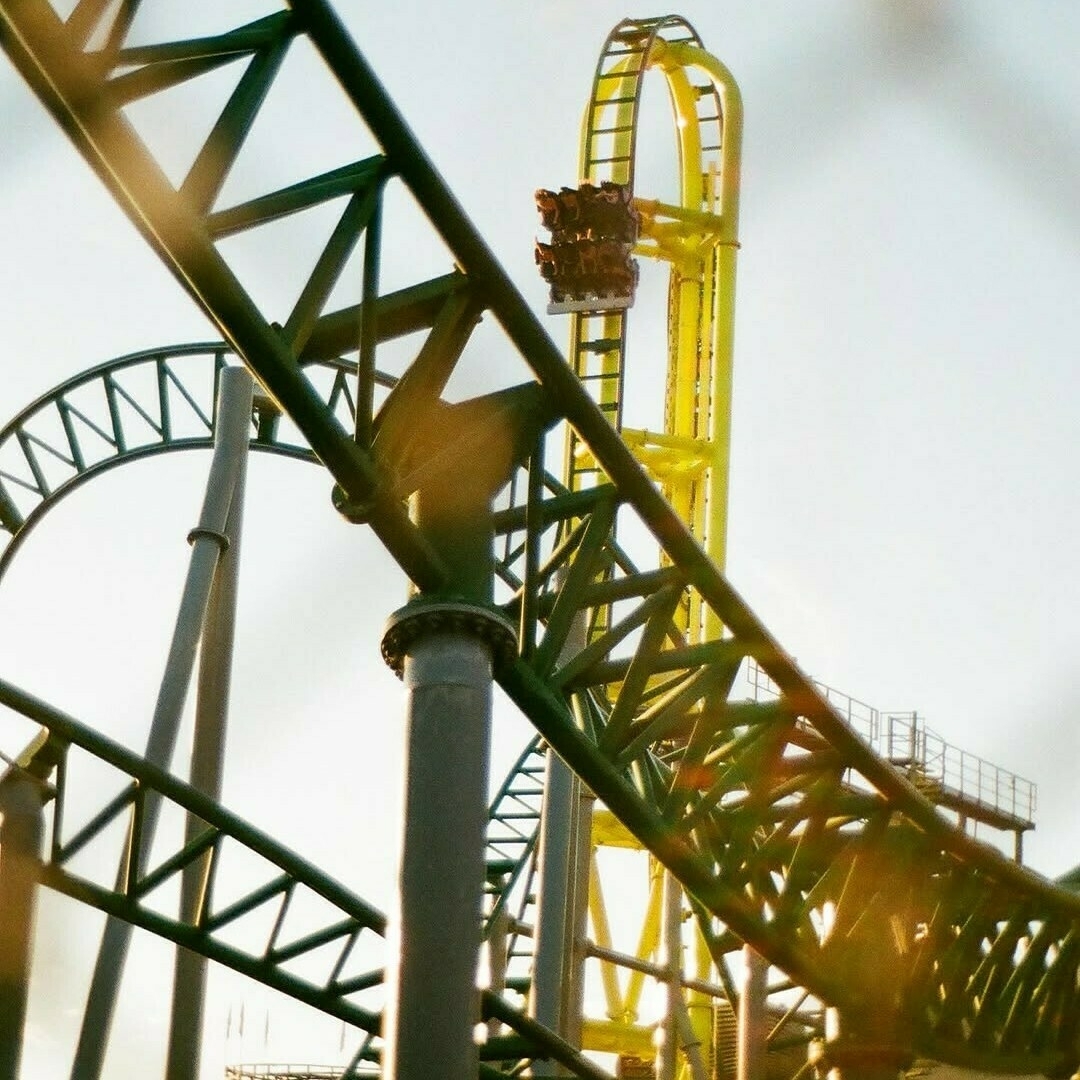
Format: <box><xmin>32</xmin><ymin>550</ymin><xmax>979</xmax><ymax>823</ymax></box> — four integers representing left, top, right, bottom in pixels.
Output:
<box><xmin>0</xmin><ymin>682</ymin><xmax>597</xmax><ymax>1077</ymax></box>
<box><xmin>0</xmin><ymin>678</ymin><xmax>388</xmax><ymax>1034</ymax></box>
<box><xmin>1</xmin><ymin>1</ymin><xmax>1079</xmax><ymax>1075</ymax></box>
<box><xmin>0</xmin><ymin>329</ymin><xmax>444</xmax><ymax>579</ymax></box>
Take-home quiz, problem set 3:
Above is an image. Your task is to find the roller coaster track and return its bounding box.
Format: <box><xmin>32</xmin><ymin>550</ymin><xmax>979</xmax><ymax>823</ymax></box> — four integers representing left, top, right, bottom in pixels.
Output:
<box><xmin>0</xmin><ymin>338</ymin><xmax>557</xmax><ymax>1039</ymax></box>
<box><xmin>0</xmin><ymin>339</ymin><xmax>397</xmax><ymax>578</ymax></box>
<box><xmin>0</xmin><ymin>343</ymin><xmax>807</xmax><ymax>1072</ymax></box>
<box><xmin>0</xmin><ymin>678</ymin><xmax>388</xmax><ymax>1038</ymax></box>
<box><xmin>0</xmin><ymin>681</ymin><xmax>595</xmax><ymax>1078</ymax></box>
<box><xmin>567</xmin><ymin>17</ymin><xmax>737</xmax><ymax>596</ymax></box>
<box><xmin>1</xmin><ymin>2</ymin><xmax>1079</xmax><ymax>1075</ymax></box>
<box><xmin>0</xmin><ymin>339</ymin><xmax>553</xmax><ymax>1017</ymax></box>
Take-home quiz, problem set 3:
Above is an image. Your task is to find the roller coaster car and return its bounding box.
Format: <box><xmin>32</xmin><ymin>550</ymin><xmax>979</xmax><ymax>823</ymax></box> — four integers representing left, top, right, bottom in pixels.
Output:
<box><xmin>535</xmin><ymin>237</ymin><xmax>638</xmax><ymax>314</ymax></box>
<box><xmin>535</xmin><ymin>182</ymin><xmax>640</xmax><ymax>313</ymax></box>
<box><xmin>534</xmin><ymin>182</ymin><xmax>640</xmax><ymax>243</ymax></box>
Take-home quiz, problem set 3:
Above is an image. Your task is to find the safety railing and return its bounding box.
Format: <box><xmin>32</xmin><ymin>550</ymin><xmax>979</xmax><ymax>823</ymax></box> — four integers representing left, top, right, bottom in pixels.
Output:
<box><xmin>225</xmin><ymin>1067</ymin><xmax>377</xmax><ymax>1080</ymax></box>
<box><xmin>745</xmin><ymin>660</ymin><xmax>1036</xmax><ymax>827</ymax></box>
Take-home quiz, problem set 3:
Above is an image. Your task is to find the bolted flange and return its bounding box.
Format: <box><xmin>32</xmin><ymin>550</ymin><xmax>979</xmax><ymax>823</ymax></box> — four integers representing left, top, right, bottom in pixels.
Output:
<box><xmin>809</xmin><ymin>1037</ymin><xmax>913</xmax><ymax>1079</ymax></box>
<box><xmin>331</xmin><ymin>481</ymin><xmax>380</xmax><ymax>525</ymax></box>
<box><xmin>381</xmin><ymin>598</ymin><xmax>518</xmax><ymax>677</ymax></box>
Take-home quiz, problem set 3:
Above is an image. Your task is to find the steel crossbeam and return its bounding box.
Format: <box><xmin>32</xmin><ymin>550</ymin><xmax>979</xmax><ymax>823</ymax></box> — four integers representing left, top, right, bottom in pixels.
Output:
<box><xmin>0</xmin><ymin>676</ymin><xmax>387</xmax><ymax>1033</ymax></box>
<box><xmin>2</xmin><ymin>0</ymin><xmax>1080</xmax><ymax>1073</ymax></box>
<box><xmin>0</xmin><ymin>680</ymin><xmax>613</xmax><ymax>1079</ymax></box>
<box><xmin>0</xmin><ymin>279</ymin><xmax>462</xmax><ymax>579</ymax></box>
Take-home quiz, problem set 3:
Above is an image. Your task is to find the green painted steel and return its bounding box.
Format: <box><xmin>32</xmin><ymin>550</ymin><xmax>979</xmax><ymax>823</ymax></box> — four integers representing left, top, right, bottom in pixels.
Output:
<box><xmin>0</xmin><ymin>337</ymin><xmax>555</xmax><ymax>996</ymax></box>
<box><xmin>483</xmin><ymin>736</ymin><xmax>546</xmax><ymax>994</ymax></box>
<box><xmin>1</xmin><ymin>1</ymin><xmax>1080</xmax><ymax>1073</ymax></box>
<box><xmin>0</xmin><ymin>678</ymin><xmax>602</xmax><ymax>1078</ymax></box>
<box><xmin>0</xmin><ymin>268</ymin><xmax>467</xmax><ymax>581</ymax></box>
<box><xmin>0</xmin><ymin>676</ymin><xmax>387</xmax><ymax>1034</ymax></box>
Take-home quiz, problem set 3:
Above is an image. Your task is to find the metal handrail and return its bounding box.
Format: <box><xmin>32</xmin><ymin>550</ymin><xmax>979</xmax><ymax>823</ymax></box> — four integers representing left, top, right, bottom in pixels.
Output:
<box><xmin>745</xmin><ymin>659</ymin><xmax>1036</xmax><ymax>826</ymax></box>
<box><xmin>225</xmin><ymin>1068</ymin><xmax>377</xmax><ymax>1080</ymax></box>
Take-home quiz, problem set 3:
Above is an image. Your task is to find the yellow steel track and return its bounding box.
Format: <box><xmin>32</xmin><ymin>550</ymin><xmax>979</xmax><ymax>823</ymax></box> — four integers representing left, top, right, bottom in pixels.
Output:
<box><xmin>562</xmin><ymin>17</ymin><xmax>750</xmax><ymax>1077</ymax></box>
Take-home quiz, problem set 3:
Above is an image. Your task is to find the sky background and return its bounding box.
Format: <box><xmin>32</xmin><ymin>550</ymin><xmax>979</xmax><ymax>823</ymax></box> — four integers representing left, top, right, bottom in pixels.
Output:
<box><xmin>1</xmin><ymin>1</ymin><xmax>1079</xmax><ymax>1076</ymax></box>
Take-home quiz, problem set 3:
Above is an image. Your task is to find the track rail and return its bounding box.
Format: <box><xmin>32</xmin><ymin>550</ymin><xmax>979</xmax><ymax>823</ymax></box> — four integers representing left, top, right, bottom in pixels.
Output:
<box><xmin>0</xmin><ymin>681</ymin><xmax>595</xmax><ymax>1077</ymax></box>
<box><xmin>1</xmin><ymin>2</ymin><xmax>1078</xmax><ymax>1071</ymax></box>
<box><xmin>565</xmin><ymin>17</ymin><xmax>724</xmax><ymax>494</ymax></box>
<box><xmin>0</xmin><ymin>273</ymin><xmax>465</xmax><ymax>582</ymax></box>
<box><xmin>0</xmin><ymin>677</ymin><xmax>387</xmax><ymax>1033</ymax></box>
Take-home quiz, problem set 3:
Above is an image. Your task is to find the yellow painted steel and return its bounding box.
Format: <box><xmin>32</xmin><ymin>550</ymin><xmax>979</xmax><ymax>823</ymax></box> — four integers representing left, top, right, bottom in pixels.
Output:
<box><xmin>563</xmin><ymin>48</ymin><xmax>640</xmax><ymax>489</ymax></box>
<box><xmin>561</xmin><ymin>23</ymin><xmax>742</xmax><ymax>1078</ymax></box>
<box><xmin>587</xmin><ymin>856</ymin><xmax>625</xmax><ymax>1021</ymax></box>
<box><xmin>630</xmin><ymin>39</ymin><xmax>742</xmax><ymax>633</ymax></box>
<box><xmin>581</xmin><ymin>1019</ymin><xmax>656</xmax><ymax>1057</ymax></box>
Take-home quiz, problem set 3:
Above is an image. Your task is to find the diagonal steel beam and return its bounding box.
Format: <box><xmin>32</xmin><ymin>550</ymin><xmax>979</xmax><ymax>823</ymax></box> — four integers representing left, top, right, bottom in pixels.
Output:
<box><xmin>0</xmin><ymin>1</ymin><xmax>447</xmax><ymax>590</ymax></box>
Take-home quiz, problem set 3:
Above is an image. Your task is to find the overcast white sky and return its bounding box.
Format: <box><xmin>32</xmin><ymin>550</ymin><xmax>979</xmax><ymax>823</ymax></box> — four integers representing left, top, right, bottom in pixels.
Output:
<box><xmin>1</xmin><ymin>2</ymin><xmax>1079</xmax><ymax>1076</ymax></box>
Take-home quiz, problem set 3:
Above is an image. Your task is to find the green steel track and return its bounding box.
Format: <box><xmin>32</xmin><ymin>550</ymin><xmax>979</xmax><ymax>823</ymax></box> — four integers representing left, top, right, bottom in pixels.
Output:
<box><xmin>0</xmin><ymin>681</ymin><xmax>576</xmax><ymax>1076</ymax></box>
<box><xmin>1</xmin><ymin>1</ymin><xmax>1079</xmax><ymax>1073</ymax></box>
<box><xmin>0</xmin><ymin>342</ymin><xmax>368</xmax><ymax>579</ymax></box>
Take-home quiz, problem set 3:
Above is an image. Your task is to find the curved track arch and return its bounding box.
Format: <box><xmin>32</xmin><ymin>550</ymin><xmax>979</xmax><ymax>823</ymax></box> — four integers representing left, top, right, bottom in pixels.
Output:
<box><xmin>563</xmin><ymin>16</ymin><xmax>707</xmax><ymax>444</ymax></box>
<box><xmin>0</xmin><ymin>343</ymin><xmax>304</xmax><ymax>581</ymax></box>
<box><xmin>558</xmin><ymin>19</ymin><xmax>758</xmax><ymax>1072</ymax></box>
<box><xmin>1</xmin><ymin>3</ymin><xmax>1079</xmax><ymax>1075</ymax></box>
<box><xmin>0</xmin><ymin>276</ymin><xmax>467</xmax><ymax>582</ymax></box>
<box><xmin>568</xmin><ymin>15</ymin><xmax>739</xmax><ymax>601</ymax></box>
<box><xmin>0</xmin><ymin>679</ymin><xmax>585</xmax><ymax>1076</ymax></box>
<box><xmin>0</xmin><ymin>337</ymin><xmax>565</xmax><ymax>1061</ymax></box>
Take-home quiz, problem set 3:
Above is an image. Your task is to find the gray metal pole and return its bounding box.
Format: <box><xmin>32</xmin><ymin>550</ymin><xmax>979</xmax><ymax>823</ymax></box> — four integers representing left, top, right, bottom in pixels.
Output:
<box><xmin>736</xmin><ymin>945</ymin><xmax>768</xmax><ymax>1080</ymax></box>
<box><xmin>675</xmin><ymin>993</ymin><xmax>709</xmax><ymax>1080</ymax></box>
<box><xmin>657</xmin><ymin>869</ymin><xmax>683</xmax><ymax>1080</ymax></box>
<box><xmin>380</xmin><ymin>600</ymin><xmax>516</xmax><ymax>1080</ymax></box>
<box><xmin>486</xmin><ymin>883</ymin><xmax>510</xmax><ymax>1041</ymax></box>
<box><xmin>530</xmin><ymin>750</ymin><xmax>576</xmax><ymax>1075</ymax></box>
<box><xmin>562</xmin><ymin>778</ymin><xmax>593</xmax><ymax>1054</ymax></box>
<box><xmin>0</xmin><ymin>768</ymin><xmax>45</xmax><ymax>1080</ymax></box>
<box><xmin>71</xmin><ymin>366</ymin><xmax>253</xmax><ymax>1080</ymax></box>
<box><xmin>532</xmin><ymin>585</ymin><xmax>590</xmax><ymax>1076</ymax></box>
<box><xmin>166</xmin><ymin>369</ymin><xmax>253</xmax><ymax>1080</ymax></box>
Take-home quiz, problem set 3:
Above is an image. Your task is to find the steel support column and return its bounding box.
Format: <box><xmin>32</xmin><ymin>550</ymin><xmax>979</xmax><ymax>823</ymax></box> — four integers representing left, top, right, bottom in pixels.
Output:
<box><xmin>166</xmin><ymin>368</ymin><xmax>254</xmax><ymax>1080</ymax></box>
<box><xmin>531</xmin><ymin>751</ymin><xmax>577</xmax><ymax>1076</ymax></box>
<box><xmin>532</xmin><ymin>551</ymin><xmax>595</xmax><ymax>1077</ymax></box>
<box><xmin>657</xmin><ymin>870</ymin><xmax>683</xmax><ymax>1080</ymax></box>
<box><xmin>0</xmin><ymin>765</ymin><xmax>46</xmax><ymax>1080</ymax></box>
<box><xmin>737</xmin><ymin>946</ymin><xmax>768</xmax><ymax>1080</ymax></box>
<box><xmin>380</xmin><ymin>599</ymin><xmax>516</xmax><ymax>1080</ymax></box>
<box><xmin>565</xmin><ymin>780</ymin><xmax>593</xmax><ymax>1053</ymax></box>
<box><xmin>376</xmin><ymin>438</ymin><xmax>515</xmax><ymax>1079</ymax></box>
<box><xmin>71</xmin><ymin>366</ymin><xmax>253</xmax><ymax>1080</ymax></box>
<box><xmin>486</xmin><ymin>881</ymin><xmax>510</xmax><ymax>1041</ymax></box>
